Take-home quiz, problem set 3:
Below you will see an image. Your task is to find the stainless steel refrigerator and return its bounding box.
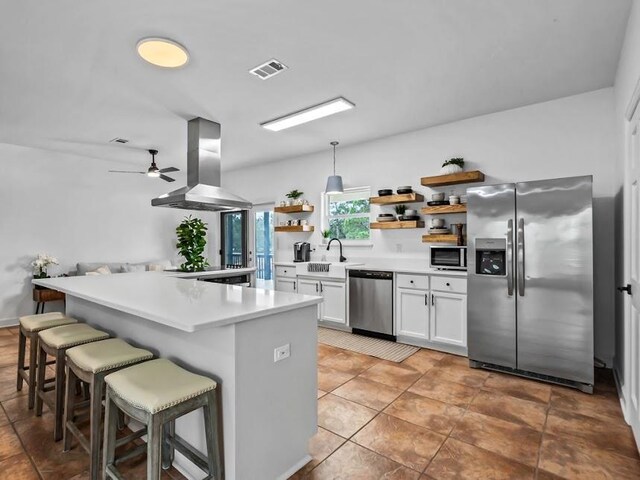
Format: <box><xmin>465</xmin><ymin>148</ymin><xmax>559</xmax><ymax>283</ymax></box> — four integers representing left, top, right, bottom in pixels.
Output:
<box><xmin>467</xmin><ymin>175</ymin><xmax>594</xmax><ymax>393</ymax></box>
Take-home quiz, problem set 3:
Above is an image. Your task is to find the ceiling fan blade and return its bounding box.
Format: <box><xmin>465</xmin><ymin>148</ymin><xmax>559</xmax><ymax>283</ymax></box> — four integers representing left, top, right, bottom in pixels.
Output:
<box><xmin>108</xmin><ymin>170</ymin><xmax>145</xmax><ymax>174</ymax></box>
<box><xmin>159</xmin><ymin>174</ymin><xmax>176</xmax><ymax>182</ymax></box>
<box><xmin>158</xmin><ymin>167</ymin><xmax>179</xmax><ymax>173</ymax></box>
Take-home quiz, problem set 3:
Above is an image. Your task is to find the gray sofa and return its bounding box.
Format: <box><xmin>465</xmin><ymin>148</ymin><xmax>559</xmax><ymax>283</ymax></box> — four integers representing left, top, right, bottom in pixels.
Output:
<box><xmin>76</xmin><ymin>259</ymin><xmax>174</xmax><ymax>276</ymax></box>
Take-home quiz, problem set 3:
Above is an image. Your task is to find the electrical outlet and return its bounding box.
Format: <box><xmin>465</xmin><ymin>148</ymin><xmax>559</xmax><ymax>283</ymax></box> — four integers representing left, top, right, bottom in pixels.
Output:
<box><xmin>274</xmin><ymin>344</ymin><xmax>290</xmax><ymax>362</ymax></box>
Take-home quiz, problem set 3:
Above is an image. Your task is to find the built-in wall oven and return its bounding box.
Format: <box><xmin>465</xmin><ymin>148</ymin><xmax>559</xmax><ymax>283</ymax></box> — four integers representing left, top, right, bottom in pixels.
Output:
<box><xmin>429</xmin><ymin>246</ymin><xmax>467</xmax><ymax>270</ymax></box>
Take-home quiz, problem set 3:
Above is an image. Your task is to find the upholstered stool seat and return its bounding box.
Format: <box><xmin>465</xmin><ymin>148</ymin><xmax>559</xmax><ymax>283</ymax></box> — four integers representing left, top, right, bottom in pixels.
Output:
<box><xmin>63</xmin><ymin>339</ymin><xmax>153</xmax><ymax>480</ymax></box>
<box><xmin>36</xmin><ymin>324</ymin><xmax>109</xmax><ymax>441</ymax></box>
<box><xmin>103</xmin><ymin>359</ymin><xmax>222</xmax><ymax>480</ymax></box>
<box><xmin>16</xmin><ymin>312</ymin><xmax>78</xmax><ymax>409</ymax></box>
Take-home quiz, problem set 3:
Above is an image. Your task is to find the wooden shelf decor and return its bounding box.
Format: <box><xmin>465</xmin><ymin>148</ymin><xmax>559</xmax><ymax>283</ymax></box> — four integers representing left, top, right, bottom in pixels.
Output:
<box><xmin>371</xmin><ymin>220</ymin><xmax>425</xmax><ymax>230</ymax></box>
<box><xmin>274</xmin><ymin>225</ymin><xmax>315</xmax><ymax>233</ymax></box>
<box><xmin>421</xmin><ymin>234</ymin><xmax>463</xmax><ymax>244</ymax></box>
<box><xmin>420</xmin><ymin>204</ymin><xmax>467</xmax><ymax>215</ymax></box>
<box><xmin>274</xmin><ymin>204</ymin><xmax>314</xmax><ymax>214</ymax></box>
<box><xmin>369</xmin><ymin>193</ymin><xmax>424</xmax><ymax>205</ymax></box>
<box><xmin>420</xmin><ymin>170</ymin><xmax>485</xmax><ymax>187</ymax></box>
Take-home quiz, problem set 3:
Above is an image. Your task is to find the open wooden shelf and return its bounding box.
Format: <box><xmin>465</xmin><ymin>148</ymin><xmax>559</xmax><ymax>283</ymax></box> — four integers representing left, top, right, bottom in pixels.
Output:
<box><xmin>422</xmin><ymin>234</ymin><xmax>463</xmax><ymax>244</ymax></box>
<box><xmin>370</xmin><ymin>193</ymin><xmax>424</xmax><ymax>205</ymax></box>
<box><xmin>420</xmin><ymin>204</ymin><xmax>467</xmax><ymax>215</ymax></box>
<box><xmin>371</xmin><ymin>220</ymin><xmax>425</xmax><ymax>230</ymax></box>
<box><xmin>421</xmin><ymin>170</ymin><xmax>485</xmax><ymax>187</ymax></box>
<box><xmin>275</xmin><ymin>225</ymin><xmax>315</xmax><ymax>233</ymax></box>
<box><xmin>274</xmin><ymin>204</ymin><xmax>314</xmax><ymax>214</ymax></box>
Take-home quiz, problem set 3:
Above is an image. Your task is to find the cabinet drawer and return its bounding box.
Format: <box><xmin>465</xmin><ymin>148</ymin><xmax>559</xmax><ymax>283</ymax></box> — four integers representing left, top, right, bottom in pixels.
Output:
<box><xmin>430</xmin><ymin>276</ymin><xmax>467</xmax><ymax>293</ymax></box>
<box><xmin>396</xmin><ymin>273</ymin><xmax>429</xmax><ymax>290</ymax></box>
<box><xmin>275</xmin><ymin>266</ymin><xmax>296</xmax><ymax>278</ymax></box>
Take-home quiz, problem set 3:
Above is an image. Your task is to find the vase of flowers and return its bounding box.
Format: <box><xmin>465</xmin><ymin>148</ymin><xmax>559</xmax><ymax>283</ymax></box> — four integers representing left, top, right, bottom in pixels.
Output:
<box><xmin>32</xmin><ymin>253</ymin><xmax>59</xmax><ymax>279</ymax></box>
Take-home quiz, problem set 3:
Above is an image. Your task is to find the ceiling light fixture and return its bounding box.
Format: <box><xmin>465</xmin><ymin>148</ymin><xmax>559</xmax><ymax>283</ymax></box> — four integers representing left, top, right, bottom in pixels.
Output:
<box><xmin>136</xmin><ymin>37</ymin><xmax>189</xmax><ymax>68</ymax></box>
<box><xmin>261</xmin><ymin>97</ymin><xmax>355</xmax><ymax>132</ymax></box>
<box><xmin>325</xmin><ymin>141</ymin><xmax>344</xmax><ymax>194</ymax></box>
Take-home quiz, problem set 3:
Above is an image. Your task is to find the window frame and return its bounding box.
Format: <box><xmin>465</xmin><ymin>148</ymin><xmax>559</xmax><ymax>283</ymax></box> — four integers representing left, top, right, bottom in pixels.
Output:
<box><xmin>321</xmin><ymin>186</ymin><xmax>373</xmax><ymax>246</ymax></box>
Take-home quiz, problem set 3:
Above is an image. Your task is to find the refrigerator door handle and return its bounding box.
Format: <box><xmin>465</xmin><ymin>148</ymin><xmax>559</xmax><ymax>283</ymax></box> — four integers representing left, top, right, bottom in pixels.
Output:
<box><xmin>517</xmin><ymin>217</ymin><xmax>525</xmax><ymax>296</ymax></box>
<box><xmin>507</xmin><ymin>219</ymin><xmax>514</xmax><ymax>296</ymax></box>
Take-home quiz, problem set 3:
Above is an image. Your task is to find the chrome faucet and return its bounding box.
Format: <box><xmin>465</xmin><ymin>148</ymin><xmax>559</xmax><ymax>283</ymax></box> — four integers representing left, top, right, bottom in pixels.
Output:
<box><xmin>326</xmin><ymin>238</ymin><xmax>347</xmax><ymax>263</ymax></box>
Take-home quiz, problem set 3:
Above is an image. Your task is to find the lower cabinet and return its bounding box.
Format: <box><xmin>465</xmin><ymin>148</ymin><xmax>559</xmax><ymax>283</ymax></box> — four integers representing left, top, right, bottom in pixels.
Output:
<box><xmin>396</xmin><ymin>288</ymin><xmax>429</xmax><ymax>340</ymax></box>
<box><xmin>430</xmin><ymin>291</ymin><xmax>467</xmax><ymax>348</ymax></box>
<box><xmin>275</xmin><ymin>277</ymin><xmax>297</xmax><ymax>292</ymax></box>
<box><xmin>296</xmin><ymin>278</ymin><xmax>347</xmax><ymax>325</ymax></box>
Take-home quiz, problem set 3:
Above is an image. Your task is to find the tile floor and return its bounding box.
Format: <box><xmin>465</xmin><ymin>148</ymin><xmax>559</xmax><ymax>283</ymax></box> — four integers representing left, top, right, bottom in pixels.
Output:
<box><xmin>1</xmin><ymin>324</ymin><xmax>639</xmax><ymax>479</ymax></box>
<box><xmin>290</xmin><ymin>343</ymin><xmax>640</xmax><ymax>479</ymax></box>
<box><xmin>0</xmin><ymin>326</ymin><xmax>186</xmax><ymax>480</ymax></box>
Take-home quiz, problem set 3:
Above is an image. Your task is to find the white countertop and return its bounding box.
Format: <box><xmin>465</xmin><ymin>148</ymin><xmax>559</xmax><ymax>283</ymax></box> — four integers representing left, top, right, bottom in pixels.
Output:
<box><xmin>165</xmin><ymin>267</ymin><xmax>256</xmax><ymax>279</ymax></box>
<box><xmin>33</xmin><ymin>273</ymin><xmax>321</xmax><ymax>332</ymax></box>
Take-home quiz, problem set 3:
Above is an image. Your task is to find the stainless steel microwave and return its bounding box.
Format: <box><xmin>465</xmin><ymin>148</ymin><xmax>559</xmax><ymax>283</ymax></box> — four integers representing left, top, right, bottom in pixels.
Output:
<box><xmin>430</xmin><ymin>246</ymin><xmax>467</xmax><ymax>270</ymax></box>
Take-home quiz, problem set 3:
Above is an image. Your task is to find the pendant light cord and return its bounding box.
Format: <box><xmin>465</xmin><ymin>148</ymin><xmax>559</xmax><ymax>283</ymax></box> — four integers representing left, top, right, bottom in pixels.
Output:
<box><xmin>330</xmin><ymin>141</ymin><xmax>339</xmax><ymax>175</ymax></box>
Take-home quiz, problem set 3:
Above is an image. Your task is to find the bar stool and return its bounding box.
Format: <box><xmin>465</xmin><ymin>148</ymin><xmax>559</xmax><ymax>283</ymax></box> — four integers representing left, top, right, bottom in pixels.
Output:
<box><xmin>16</xmin><ymin>312</ymin><xmax>78</xmax><ymax>409</ymax></box>
<box><xmin>63</xmin><ymin>338</ymin><xmax>153</xmax><ymax>480</ymax></box>
<box><xmin>35</xmin><ymin>323</ymin><xmax>110</xmax><ymax>441</ymax></box>
<box><xmin>103</xmin><ymin>358</ymin><xmax>223</xmax><ymax>480</ymax></box>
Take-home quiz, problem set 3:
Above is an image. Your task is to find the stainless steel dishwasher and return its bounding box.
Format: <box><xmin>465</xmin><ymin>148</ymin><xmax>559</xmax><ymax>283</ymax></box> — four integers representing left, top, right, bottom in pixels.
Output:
<box><xmin>348</xmin><ymin>270</ymin><xmax>394</xmax><ymax>341</ymax></box>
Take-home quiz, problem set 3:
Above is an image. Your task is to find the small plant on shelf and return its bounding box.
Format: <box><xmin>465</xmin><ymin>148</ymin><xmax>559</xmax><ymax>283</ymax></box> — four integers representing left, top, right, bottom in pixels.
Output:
<box><xmin>394</xmin><ymin>204</ymin><xmax>407</xmax><ymax>217</ymax></box>
<box><xmin>440</xmin><ymin>157</ymin><xmax>465</xmax><ymax>174</ymax></box>
<box><xmin>176</xmin><ymin>215</ymin><xmax>210</xmax><ymax>272</ymax></box>
<box><xmin>322</xmin><ymin>229</ymin><xmax>331</xmax><ymax>239</ymax></box>
<box><xmin>285</xmin><ymin>189</ymin><xmax>304</xmax><ymax>200</ymax></box>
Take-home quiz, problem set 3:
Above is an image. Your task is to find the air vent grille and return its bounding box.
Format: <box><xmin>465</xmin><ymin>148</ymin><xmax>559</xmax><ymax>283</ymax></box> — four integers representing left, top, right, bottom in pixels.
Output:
<box><xmin>109</xmin><ymin>137</ymin><xmax>129</xmax><ymax>144</ymax></box>
<box><xmin>249</xmin><ymin>59</ymin><xmax>288</xmax><ymax>80</ymax></box>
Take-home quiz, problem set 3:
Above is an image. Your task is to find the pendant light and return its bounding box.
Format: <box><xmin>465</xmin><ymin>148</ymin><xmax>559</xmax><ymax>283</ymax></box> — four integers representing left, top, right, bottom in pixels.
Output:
<box><xmin>325</xmin><ymin>141</ymin><xmax>344</xmax><ymax>194</ymax></box>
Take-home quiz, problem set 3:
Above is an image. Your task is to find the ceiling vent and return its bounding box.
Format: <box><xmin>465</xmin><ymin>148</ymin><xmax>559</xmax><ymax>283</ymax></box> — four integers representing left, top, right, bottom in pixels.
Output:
<box><xmin>109</xmin><ymin>137</ymin><xmax>129</xmax><ymax>144</ymax></box>
<box><xmin>249</xmin><ymin>59</ymin><xmax>288</xmax><ymax>80</ymax></box>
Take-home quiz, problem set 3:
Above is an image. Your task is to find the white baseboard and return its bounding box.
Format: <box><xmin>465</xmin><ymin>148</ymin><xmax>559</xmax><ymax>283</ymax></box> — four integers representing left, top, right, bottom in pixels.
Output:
<box><xmin>613</xmin><ymin>366</ymin><xmax>631</xmax><ymax>425</ymax></box>
<box><xmin>0</xmin><ymin>317</ymin><xmax>18</xmax><ymax>328</ymax></box>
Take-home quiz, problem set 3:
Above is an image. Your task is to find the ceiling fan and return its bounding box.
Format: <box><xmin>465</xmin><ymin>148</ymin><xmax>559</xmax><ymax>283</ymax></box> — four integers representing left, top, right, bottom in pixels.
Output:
<box><xmin>109</xmin><ymin>149</ymin><xmax>179</xmax><ymax>182</ymax></box>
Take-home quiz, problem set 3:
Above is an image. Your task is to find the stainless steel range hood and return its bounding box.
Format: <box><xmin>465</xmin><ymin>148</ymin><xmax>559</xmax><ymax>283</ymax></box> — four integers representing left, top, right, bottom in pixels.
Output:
<box><xmin>151</xmin><ymin>117</ymin><xmax>252</xmax><ymax>211</ymax></box>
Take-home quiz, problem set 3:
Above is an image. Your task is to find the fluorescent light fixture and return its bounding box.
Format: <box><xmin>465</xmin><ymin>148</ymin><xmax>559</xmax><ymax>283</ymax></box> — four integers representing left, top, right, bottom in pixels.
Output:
<box><xmin>261</xmin><ymin>97</ymin><xmax>355</xmax><ymax>131</ymax></box>
<box><xmin>137</xmin><ymin>37</ymin><xmax>189</xmax><ymax>68</ymax></box>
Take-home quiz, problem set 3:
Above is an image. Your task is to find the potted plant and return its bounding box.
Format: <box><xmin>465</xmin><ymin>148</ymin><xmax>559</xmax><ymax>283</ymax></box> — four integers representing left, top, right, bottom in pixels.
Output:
<box><xmin>32</xmin><ymin>253</ymin><xmax>58</xmax><ymax>279</ymax></box>
<box><xmin>322</xmin><ymin>229</ymin><xmax>332</xmax><ymax>241</ymax></box>
<box><xmin>394</xmin><ymin>204</ymin><xmax>407</xmax><ymax>219</ymax></box>
<box><xmin>440</xmin><ymin>157</ymin><xmax>465</xmax><ymax>175</ymax></box>
<box><xmin>286</xmin><ymin>189</ymin><xmax>304</xmax><ymax>206</ymax></box>
<box><xmin>176</xmin><ymin>215</ymin><xmax>210</xmax><ymax>272</ymax></box>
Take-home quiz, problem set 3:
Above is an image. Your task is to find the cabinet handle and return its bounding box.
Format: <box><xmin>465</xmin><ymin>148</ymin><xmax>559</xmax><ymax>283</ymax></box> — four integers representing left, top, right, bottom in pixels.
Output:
<box><xmin>446</xmin><ymin>282</ymin><xmax>450</xmax><ymax>287</ymax></box>
<box><xmin>425</xmin><ymin>293</ymin><xmax>428</xmax><ymax>305</ymax></box>
<box><xmin>320</xmin><ymin>282</ymin><xmax>323</xmax><ymax>293</ymax></box>
<box><xmin>432</xmin><ymin>294</ymin><xmax>435</xmax><ymax>306</ymax></box>
<box><xmin>315</xmin><ymin>283</ymin><xmax>318</xmax><ymax>293</ymax></box>
<box><xmin>410</xmin><ymin>280</ymin><xmax>414</xmax><ymax>284</ymax></box>
<box><xmin>293</xmin><ymin>281</ymin><xmax>297</xmax><ymax>291</ymax></box>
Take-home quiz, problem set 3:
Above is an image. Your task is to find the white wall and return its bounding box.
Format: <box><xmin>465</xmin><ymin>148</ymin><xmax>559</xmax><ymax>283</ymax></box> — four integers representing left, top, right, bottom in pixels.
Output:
<box><xmin>224</xmin><ymin>88</ymin><xmax>618</xmax><ymax>365</ymax></box>
<box><xmin>613</xmin><ymin>1</ymin><xmax>640</xmax><ymax>384</ymax></box>
<box><xmin>0</xmin><ymin>143</ymin><xmax>217</xmax><ymax>325</ymax></box>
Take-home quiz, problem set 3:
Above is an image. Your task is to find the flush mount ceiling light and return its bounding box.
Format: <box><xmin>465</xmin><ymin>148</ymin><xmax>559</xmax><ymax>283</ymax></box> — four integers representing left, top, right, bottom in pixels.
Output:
<box><xmin>136</xmin><ymin>37</ymin><xmax>189</xmax><ymax>68</ymax></box>
<box><xmin>325</xmin><ymin>141</ymin><xmax>344</xmax><ymax>194</ymax></box>
<box><xmin>261</xmin><ymin>97</ymin><xmax>355</xmax><ymax>132</ymax></box>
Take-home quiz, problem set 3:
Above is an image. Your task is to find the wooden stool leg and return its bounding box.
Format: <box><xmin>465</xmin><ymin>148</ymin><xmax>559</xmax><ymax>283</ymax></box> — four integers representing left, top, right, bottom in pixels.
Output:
<box><xmin>35</xmin><ymin>344</ymin><xmax>47</xmax><ymax>416</ymax></box>
<box><xmin>54</xmin><ymin>350</ymin><xmax>65</xmax><ymax>441</ymax></box>
<box><xmin>63</xmin><ymin>365</ymin><xmax>77</xmax><ymax>452</ymax></box>
<box><xmin>16</xmin><ymin>329</ymin><xmax>26</xmax><ymax>391</ymax></box>
<box><xmin>161</xmin><ymin>419</ymin><xmax>175</xmax><ymax>470</ymax></box>
<box><xmin>89</xmin><ymin>377</ymin><xmax>103</xmax><ymax>480</ymax></box>
<box><xmin>147</xmin><ymin>415</ymin><xmax>163</xmax><ymax>480</ymax></box>
<box><xmin>103</xmin><ymin>390</ymin><xmax>118</xmax><ymax>480</ymax></box>
<box><xmin>203</xmin><ymin>390</ymin><xmax>222</xmax><ymax>480</ymax></box>
<box><xmin>27</xmin><ymin>333</ymin><xmax>39</xmax><ymax>409</ymax></box>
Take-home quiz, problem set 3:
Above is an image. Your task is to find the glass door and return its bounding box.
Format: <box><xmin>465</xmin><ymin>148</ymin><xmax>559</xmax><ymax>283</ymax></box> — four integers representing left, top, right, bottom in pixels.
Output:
<box><xmin>250</xmin><ymin>204</ymin><xmax>275</xmax><ymax>289</ymax></box>
<box><xmin>220</xmin><ymin>211</ymin><xmax>248</xmax><ymax>268</ymax></box>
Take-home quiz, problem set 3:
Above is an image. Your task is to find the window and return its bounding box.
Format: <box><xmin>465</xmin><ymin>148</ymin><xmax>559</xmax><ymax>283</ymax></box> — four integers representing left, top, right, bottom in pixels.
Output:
<box><xmin>322</xmin><ymin>187</ymin><xmax>371</xmax><ymax>243</ymax></box>
<box><xmin>220</xmin><ymin>211</ymin><xmax>248</xmax><ymax>267</ymax></box>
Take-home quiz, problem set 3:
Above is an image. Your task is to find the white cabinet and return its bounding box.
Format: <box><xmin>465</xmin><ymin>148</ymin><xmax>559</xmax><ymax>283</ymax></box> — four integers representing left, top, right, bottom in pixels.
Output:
<box><xmin>395</xmin><ymin>273</ymin><xmax>467</xmax><ymax>354</ymax></box>
<box><xmin>396</xmin><ymin>288</ymin><xmax>429</xmax><ymax>340</ymax></box>
<box><xmin>275</xmin><ymin>277</ymin><xmax>297</xmax><ymax>293</ymax></box>
<box><xmin>430</xmin><ymin>291</ymin><xmax>467</xmax><ymax>348</ymax></box>
<box><xmin>320</xmin><ymin>280</ymin><xmax>346</xmax><ymax>325</ymax></box>
<box><xmin>297</xmin><ymin>278</ymin><xmax>319</xmax><ymax>296</ymax></box>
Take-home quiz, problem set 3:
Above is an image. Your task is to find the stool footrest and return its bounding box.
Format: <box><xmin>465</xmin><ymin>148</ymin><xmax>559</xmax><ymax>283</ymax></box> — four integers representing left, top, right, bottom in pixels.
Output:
<box><xmin>66</xmin><ymin>422</ymin><xmax>91</xmax><ymax>454</ymax></box>
<box><xmin>114</xmin><ymin>428</ymin><xmax>146</xmax><ymax>448</ymax></box>
<box><xmin>114</xmin><ymin>443</ymin><xmax>147</xmax><ymax>466</ymax></box>
<box><xmin>105</xmin><ymin>463</ymin><xmax>126</xmax><ymax>480</ymax></box>
<box><xmin>170</xmin><ymin>434</ymin><xmax>209</xmax><ymax>473</ymax></box>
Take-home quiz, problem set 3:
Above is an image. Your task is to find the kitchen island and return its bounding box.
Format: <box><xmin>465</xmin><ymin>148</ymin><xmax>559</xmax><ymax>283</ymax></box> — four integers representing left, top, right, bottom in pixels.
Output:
<box><xmin>33</xmin><ymin>273</ymin><xmax>322</xmax><ymax>480</ymax></box>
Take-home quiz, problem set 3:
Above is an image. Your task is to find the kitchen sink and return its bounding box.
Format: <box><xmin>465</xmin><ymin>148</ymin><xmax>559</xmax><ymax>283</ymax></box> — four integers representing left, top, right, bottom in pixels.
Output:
<box><xmin>295</xmin><ymin>262</ymin><xmax>363</xmax><ymax>279</ymax></box>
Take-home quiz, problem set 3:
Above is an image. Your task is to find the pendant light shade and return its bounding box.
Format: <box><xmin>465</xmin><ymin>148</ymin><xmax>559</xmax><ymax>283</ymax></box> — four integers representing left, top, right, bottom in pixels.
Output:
<box><xmin>325</xmin><ymin>141</ymin><xmax>344</xmax><ymax>194</ymax></box>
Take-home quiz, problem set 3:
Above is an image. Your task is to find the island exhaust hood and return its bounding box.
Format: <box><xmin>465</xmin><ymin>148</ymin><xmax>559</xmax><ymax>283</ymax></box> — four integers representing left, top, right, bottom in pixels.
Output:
<box><xmin>151</xmin><ymin>117</ymin><xmax>252</xmax><ymax>211</ymax></box>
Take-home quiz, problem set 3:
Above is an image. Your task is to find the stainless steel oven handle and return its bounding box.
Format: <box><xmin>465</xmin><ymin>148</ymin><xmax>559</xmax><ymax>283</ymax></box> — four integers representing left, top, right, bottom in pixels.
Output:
<box><xmin>517</xmin><ymin>218</ymin><xmax>525</xmax><ymax>296</ymax></box>
<box><xmin>506</xmin><ymin>219</ymin><xmax>514</xmax><ymax>296</ymax></box>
